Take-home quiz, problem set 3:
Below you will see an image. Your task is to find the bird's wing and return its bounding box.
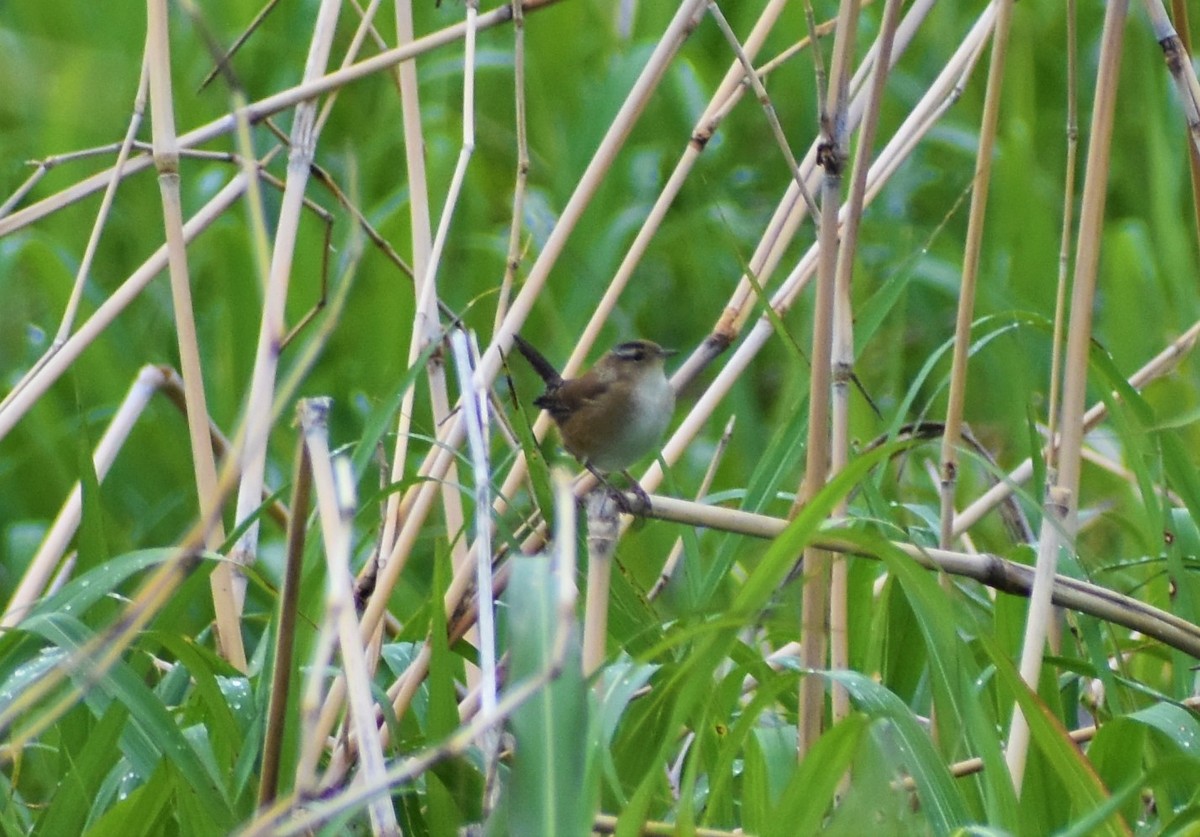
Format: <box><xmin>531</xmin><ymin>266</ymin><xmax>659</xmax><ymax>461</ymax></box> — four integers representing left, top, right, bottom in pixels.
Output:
<box><xmin>534</xmin><ymin>374</ymin><xmax>609</xmax><ymax>421</ymax></box>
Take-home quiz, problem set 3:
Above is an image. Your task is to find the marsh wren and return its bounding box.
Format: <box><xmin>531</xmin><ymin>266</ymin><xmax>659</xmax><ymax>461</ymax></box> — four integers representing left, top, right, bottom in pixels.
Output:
<box><xmin>511</xmin><ymin>335</ymin><xmax>676</xmax><ymax>511</ymax></box>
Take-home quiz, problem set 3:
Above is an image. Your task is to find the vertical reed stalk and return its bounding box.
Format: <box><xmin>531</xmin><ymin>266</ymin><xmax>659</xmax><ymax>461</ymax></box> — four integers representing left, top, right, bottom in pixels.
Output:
<box><xmin>378</xmin><ymin>0</ymin><xmax>434</xmax><ymax>556</ymax></box>
<box><xmin>301</xmin><ymin>398</ymin><xmax>399</xmax><ymax>834</ymax></box>
<box><xmin>1006</xmin><ymin>0</ymin><xmax>1128</xmax><ymax>790</ymax></box>
<box><xmin>229</xmin><ymin>0</ymin><xmax>342</xmax><ymax>612</ymax></box>
<box><xmin>583</xmin><ymin>494</ymin><xmax>619</xmax><ymax>678</ymax></box>
<box><xmin>938</xmin><ymin>0</ymin><xmax>1014</xmax><ymax>551</ymax></box>
<box><xmin>829</xmin><ymin>0</ymin><xmax>903</xmax><ymax>725</ymax></box>
<box><xmin>147</xmin><ymin>0</ymin><xmax>243</xmax><ymax>667</ymax></box>
<box><xmin>258</xmin><ymin>405</ymin><xmax>313</xmax><ymax>807</ymax></box>
<box><xmin>1166</xmin><ymin>0</ymin><xmax>1200</xmax><ymax>243</ymax></box>
<box><xmin>1045</xmin><ymin>0</ymin><xmax>1080</xmax><ymax>478</ymax></box>
<box><xmin>796</xmin><ymin>0</ymin><xmax>858</xmax><ymax>758</ymax></box>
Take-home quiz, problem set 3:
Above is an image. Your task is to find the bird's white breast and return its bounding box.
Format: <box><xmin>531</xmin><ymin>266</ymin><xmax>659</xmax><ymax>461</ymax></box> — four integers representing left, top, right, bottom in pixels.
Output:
<box><xmin>589</xmin><ymin>373</ymin><xmax>675</xmax><ymax>472</ymax></box>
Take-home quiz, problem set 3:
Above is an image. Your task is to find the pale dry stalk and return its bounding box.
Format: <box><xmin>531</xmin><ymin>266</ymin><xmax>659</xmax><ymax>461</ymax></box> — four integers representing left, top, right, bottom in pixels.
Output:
<box><xmin>377</xmin><ymin>0</ymin><xmax>436</xmax><ymax>571</ymax></box>
<box><xmin>1</xmin><ymin>366</ymin><xmax>168</xmax><ymax>627</ymax></box>
<box><xmin>583</xmin><ymin>493</ymin><xmax>620</xmax><ymax>678</ymax></box>
<box><xmin>1044</xmin><ymin>0</ymin><xmax>1080</xmax><ymax>471</ymax></box>
<box><xmin>449</xmin><ymin>330</ymin><xmax>504</xmax><ymax>805</ymax></box>
<box><xmin>796</xmin><ymin>0</ymin><xmax>859</xmax><ymax>759</ymax></box>
<box><xmin>1165</xmin><ymin>0</ymin><xmax>1200</xmax><ymax>243</ymax></box>
<box><xmin>494</xmin><ymin>0</ymin><xmax>530</xmax><ymax>332</ymax></box>
<box><xmin>1141</xmin><ymin>0</ymin><xmax>1200</xmax><ymax>158</ymax></box>
<box><xmin>1040</xmin><ymin>98</ymin><xmax>1076</xmax><ymax>667</ymax></box>
<box><xmin>938</xmin><ymin>0</ymin><xmax>1016</xmax><ymax>551</ymax></box>
<box><xmin>423</xmin><ymin>0</ymin><xmax>481</xmax><ymax>577</ymax></box>
<box><xmin>300</xmin><ymin>398</ymin><xmax>399</xmax><ymax>835</ymax></box>
<box><xmin>1006</xmin><ymin>0</ymin><xmax>1129</xmax><ymax>790</ymax></box>
<box><xmin>146</xmin><ymin>0</ymin><xmax>243</xmax><ymax>667</ymax></box>
<box><xmin>828</xmin><ymin>0</ymin><xmax>903</xmax><ymax>725</ymax></box>
<box><xmin>229</xmin><ymin>0</ymin><xmax>343</xmax><ymax>622</ymax></box>
<box><xmin>309</xmin><ymin>0</ymin><xmax>710</xmax><ymax>781</ymax></box>
<box><xmin>635</xmin><ymin>494</ymin><xmax>1200</xmax><ymax>657</ymax></box>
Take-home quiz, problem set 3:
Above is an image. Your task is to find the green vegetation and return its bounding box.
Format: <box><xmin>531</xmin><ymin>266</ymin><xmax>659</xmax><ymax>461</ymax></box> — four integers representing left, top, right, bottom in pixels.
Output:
<box><xmin>2</xmin><ymin>0</ymin><xmax>1200</xmax><ymax>833</ymax></box>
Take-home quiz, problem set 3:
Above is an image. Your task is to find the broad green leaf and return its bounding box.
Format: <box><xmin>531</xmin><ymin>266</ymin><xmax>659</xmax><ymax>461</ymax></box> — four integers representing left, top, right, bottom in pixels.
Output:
<box><xmin>1160</xmin><ymin>431</ymin><xmax>1200</xmax><ymax>623</ymax></box>
<box><xmin>619</xmin><ymin>441</ymin><xmax>914</xmax><ymax>832</ymax></box>
<box><xmin>593</xmin><ymin>656</ymin><xmax>657</xmax><ymax>809</ymax></box>
<box><xmin>976</xmin><ymin>632</ymin><xmax>1123</xmax><ymax>836</ymax></box>
<box><xmin>766</xmin><ymin>713</ymin><xmax>870</xmax><ymax>837</ymax></box>
<box><xmin>679</xmin><ymin>660</ymin><xmax>744</xmax><ymax>829</ymax></box>
<box><xmin>35</xmin><ymin>701</ymin><xmax>126</xmax><ymax>836</ymax></box>
<box><xmin>21</xmin><ymin>612</ymin><xmax>236</xmax><ymax>830</ymax></box>
<box><xmin>81</xmin><ymin>759</ymin><xmax>174</xmax><ymax>837</ymax></box>
<box><xmin>28</xmin><ymin>549</ymin><xmax>179</xmax><ymax>623</ymax></box>
<box><xmin>427</xmin><ymin>543</ymin><xmax>462</xmax><ymax>834</ymax></box>
<box><xmin>742</xmin><ymin>722</ymin><xmax>797</xmax><ymax>834</ymax></box>
<box><xmin>503</xmin><ymin>554</ymin><xmax>590</xmax><ymax>836</ymax></box>
<box><xmin>830</xmin><ymin>528</ymin><xmax>1018</xmax><ymax>827</ymax></box>
<box><xmin>702</xmin><ymin>650</ymin><xmax>795</xmax><ymax>828</ymax></box>
<box><xmin>143</xmin><ymin>631</ymin><xmax>242</xmax><ymax>776</ymax></box>
<box><xmin>1124</xmin><ymin>701</ymin><xmax>1200</xmax><ymax>754</ymax></box>
<box><xmin>1058</xmin><ymin>756</ymin><xmax>1200</xmax><ymax>837</ymax></box>
<box><xmin>821</xmin><ymin>670</ymin><xmax>968</xmax><ymax>834</ymax></box>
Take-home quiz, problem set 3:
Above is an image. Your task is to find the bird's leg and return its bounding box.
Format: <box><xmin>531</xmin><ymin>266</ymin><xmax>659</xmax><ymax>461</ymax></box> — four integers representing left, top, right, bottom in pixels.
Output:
<box><xmin>582</xmin><ymin>463</ymin><xmax>646</xmax><ymax>515</ymax></box>
<box><xmin>619</xmin><ymin>470</ymin><xmax>653</xmax><ymax>514</ymax></box>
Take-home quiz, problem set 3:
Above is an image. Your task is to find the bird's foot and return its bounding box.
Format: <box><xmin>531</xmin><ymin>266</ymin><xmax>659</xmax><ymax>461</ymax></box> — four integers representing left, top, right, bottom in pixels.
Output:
<box><xmin>584</xmin><ymin>465</ymin><xmax>652</xmax><ymax>515</ymax></box>
<box><xmin>622</xmin><ymin>477</ymin><xmax>652</xmax><ymax>515</ymax></box>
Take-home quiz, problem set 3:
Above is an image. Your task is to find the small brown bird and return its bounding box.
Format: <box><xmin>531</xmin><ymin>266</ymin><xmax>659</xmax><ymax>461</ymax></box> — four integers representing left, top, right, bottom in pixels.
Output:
<box><xmin>511</xmin><ymin>334</ymin><xmax>676</xmax><ymax>511</ymax></box>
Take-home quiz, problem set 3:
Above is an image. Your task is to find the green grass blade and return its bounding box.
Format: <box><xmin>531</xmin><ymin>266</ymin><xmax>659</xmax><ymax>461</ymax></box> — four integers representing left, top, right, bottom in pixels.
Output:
<box><xmin>503</xmin><ymin>554</ymin><xmax>590</xmax><ymax>836</ymax></box>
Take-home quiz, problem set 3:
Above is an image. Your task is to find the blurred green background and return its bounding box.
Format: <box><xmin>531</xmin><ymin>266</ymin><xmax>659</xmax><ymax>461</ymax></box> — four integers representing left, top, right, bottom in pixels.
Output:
<box><xmin>1</xmin><ymin>0</ymin><xmax>1197</xmax><ymax>595</ymax></box>
<box><xmin>5</xmin><ymin>2</ymin><xmax>1200</xmax><ymax>832</ymax></box>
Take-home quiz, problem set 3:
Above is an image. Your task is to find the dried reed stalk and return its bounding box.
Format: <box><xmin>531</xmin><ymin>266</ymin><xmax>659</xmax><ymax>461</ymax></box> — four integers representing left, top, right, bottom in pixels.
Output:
<box><xmin>938</xmin><ymin>0</ymin><xmax>1015</xmax><ymax>551</ymax></box>
<box><xmin>147</xmin><ymin>0</ymin><xmax>242</xmax><ymax>666</ymax></box>
<box><xmin>795</xmin><ymin>0</ymin><xmax>859</xmax><ymax>757</ymax></box>
<box><xmin>1006</xmin><ymin>0</ymin><xmax>1129</xmax><ymax>790</ymax></box>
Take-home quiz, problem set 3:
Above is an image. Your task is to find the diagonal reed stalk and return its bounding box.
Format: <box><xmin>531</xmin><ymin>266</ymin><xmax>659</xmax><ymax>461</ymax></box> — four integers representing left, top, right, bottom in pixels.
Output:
<box><xmin>8</xmin><ymin>1</ymin><xmax>1200</xmax><ymax>830</ymax></box>
<box><xmin>1</xmin><ymin>366</ymin><xmax>168</xmax><ymax>627</ymax></box>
